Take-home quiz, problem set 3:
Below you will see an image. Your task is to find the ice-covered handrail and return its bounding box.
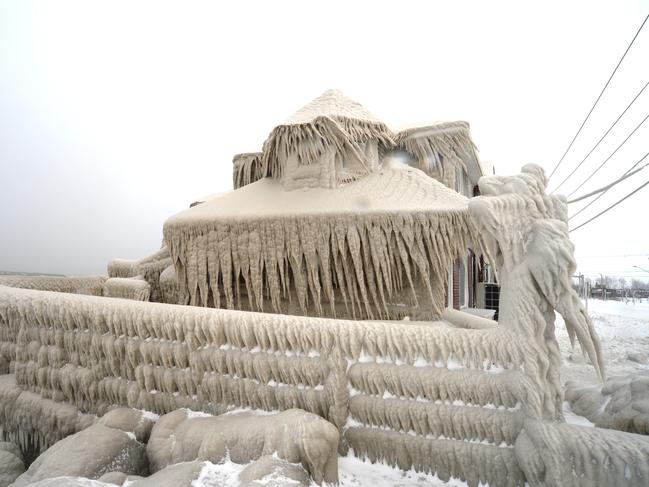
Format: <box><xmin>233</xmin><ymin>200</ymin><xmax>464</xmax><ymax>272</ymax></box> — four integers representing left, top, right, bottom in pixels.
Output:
<box><xmin>0</xmin><ymin>283</ymin><xmax>543</xmax><ymax>484</ymax></box>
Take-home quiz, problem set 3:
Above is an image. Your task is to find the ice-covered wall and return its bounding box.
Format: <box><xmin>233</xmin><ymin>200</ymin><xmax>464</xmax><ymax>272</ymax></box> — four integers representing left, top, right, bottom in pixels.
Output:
<box><xmin>164</xmin><ymin>212</ymin><xmax>471</xmax><ymax>320</ymax></box>
<box><xmin>0</xmin><ymin>285</ymin><xmax>536</xmax><ymax>486</ymax></box>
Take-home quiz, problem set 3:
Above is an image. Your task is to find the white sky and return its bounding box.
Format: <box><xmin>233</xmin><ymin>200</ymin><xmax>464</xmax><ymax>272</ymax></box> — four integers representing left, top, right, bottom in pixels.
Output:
<box><xmin>0</xmin><ymin>0</ymin><xmax>648</xmax><ymax>282</ymax></box>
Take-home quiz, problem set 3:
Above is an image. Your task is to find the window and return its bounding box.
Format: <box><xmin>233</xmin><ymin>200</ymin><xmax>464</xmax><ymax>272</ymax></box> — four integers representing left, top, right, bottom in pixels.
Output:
<box><xmin>455</xmin><ymin>165</ymin><xmax>471</xmax><ymax>197</ymax></box>
<box><xmin>459</xmin><ymin>258</ymin><xmax>467</xmax><ymax>308</ymax></box>
<box><xmin>383</xmin><ymin>149</ymin><xmax>415</xmax><ymax>168</ymax></box>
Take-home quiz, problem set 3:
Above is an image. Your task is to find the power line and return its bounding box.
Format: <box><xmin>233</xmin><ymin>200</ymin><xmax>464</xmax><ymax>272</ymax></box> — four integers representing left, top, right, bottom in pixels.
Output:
<box><xmin>581</xmin><ymin>276</ymin><xmax>649</xmax><ymax>279</ymax></box>
<box><xmin>570</xmin><ymin>175</ymin><xmax>649</xmax><ymax>232</ymax></box>
<box><xmin>563</xmin><ymin>113</ymin><xmax>649</xmax><ymax>197</ymax></box>
<box><xmin>548</xmin><ymin>13</ymin><xmax>649</xmax><ymax>181</ymax></box>
<box><xmin>569</xmin><ymin>151</ymin><xmax>649</xmax><ymax>220</ymax></box>
<box><xmin>579</xmin><ymin>269</ymin><xmax>649</xmax><ymax>273</ymax></box>
<box><xmin>552</xmin><ymin>81</ymin><xmax>649</xmax><ymax>193</ymax></box>
<box><xmin>581</xmin><ymin>274</ymin><xmax>649</xmax><ymax>278</ymax></box>
<box><xmin>567</xmin><ymin>153</ymin><xmax>649</xmax><ymax>203</ymax></box>
<box><xmin>578</xmin><ymin>253</ymin><xmax>649</xmax><ymax>258</ymax></box>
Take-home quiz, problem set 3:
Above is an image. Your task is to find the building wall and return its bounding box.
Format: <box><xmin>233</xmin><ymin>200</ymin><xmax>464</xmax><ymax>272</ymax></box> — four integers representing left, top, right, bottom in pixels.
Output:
<box><xmin>450</xmin><ymin>166</ymin><xmax>476</xmax><ymax>311</ymax></box>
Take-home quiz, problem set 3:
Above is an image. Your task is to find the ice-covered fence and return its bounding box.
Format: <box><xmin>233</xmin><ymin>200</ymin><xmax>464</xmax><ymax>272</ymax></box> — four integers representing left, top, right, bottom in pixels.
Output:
<box><xmin>0</xmin><ymin>285</ymin><xmax>536</xmax><ymax>486</ymax></box>
<box><xmin>0</xmin><ymin>275</ymin><xmax>105</xmax><ymax>296</ymax></box>
<box><xmin>102</xmin><ymin>277</ymin><xmax>151</xmax><ymax>302</ymax></box>
<box><xmin>107</xmin><ymin>247</ymin><xmax>171</xmax><ymax>302</ymax></box>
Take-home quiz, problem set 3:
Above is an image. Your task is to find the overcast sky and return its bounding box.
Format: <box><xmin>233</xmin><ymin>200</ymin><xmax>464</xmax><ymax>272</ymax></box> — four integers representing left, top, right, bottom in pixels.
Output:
<box><xmin>0</xmin><ymin>0</ymin><xmax>647</xmax><ymax>282</ymax></box>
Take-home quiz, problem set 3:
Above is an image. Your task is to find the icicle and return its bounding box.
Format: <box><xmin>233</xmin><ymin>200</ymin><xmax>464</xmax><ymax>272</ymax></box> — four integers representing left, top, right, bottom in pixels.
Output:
<box><xmin>232</xmin><ymin>152</ymin><xmax>265</xmax><ymax>189</ymax></box>
<box><xmin>349</xmin><ymin>395</ymin><xmax>523</xmax><ymax>445</ymax></box>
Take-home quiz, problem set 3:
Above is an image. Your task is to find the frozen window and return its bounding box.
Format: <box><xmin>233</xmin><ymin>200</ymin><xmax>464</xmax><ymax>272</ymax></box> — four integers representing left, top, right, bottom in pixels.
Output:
<box><xmin>459</xmin><ymin>258</ymin><xmax>467</xmax><ymax>307</ymax></box>
<box><xmin>455</xmin><ymin>165</ymin><xmax>471</xmax><ymax>197</ymax></box>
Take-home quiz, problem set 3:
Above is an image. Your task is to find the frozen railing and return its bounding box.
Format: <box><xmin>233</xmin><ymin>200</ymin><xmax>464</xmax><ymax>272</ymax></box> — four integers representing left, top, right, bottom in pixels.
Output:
<box><xmin>0</xmin><ymin>285</ymin><xmax>544</xmax><ymax>486</ymax></box>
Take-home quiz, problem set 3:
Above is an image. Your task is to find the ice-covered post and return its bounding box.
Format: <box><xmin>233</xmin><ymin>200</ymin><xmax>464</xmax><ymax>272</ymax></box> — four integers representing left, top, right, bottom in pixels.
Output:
<box><xmin>469</xmin><ymin>164</ymin><xmax>604</xmax><ymax>419</ymax></box>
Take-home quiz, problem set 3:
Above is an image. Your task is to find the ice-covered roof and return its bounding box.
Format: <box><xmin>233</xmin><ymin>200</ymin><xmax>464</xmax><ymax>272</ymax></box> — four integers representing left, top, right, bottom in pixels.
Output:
<box><xmin>283</xmin><ymin>89</ymin><xmax>385</xmax><ymax>125</ymax></box>
<box><xmin>393</xmin><ymin>120</ymin><xmax>479</xmax><ymax>174</ymax></box>
<box><xmin>261</xmin><ymin>89</ymin><xmax>394</xmax><ymax>179</ymax></box>
<box><xmin>163</xmin><ymin>164</ymin><xmax>477</xmax><ymax>320</ymax></box>
<box><xmin>161</xmin><ymin>93</ymin><xmax>486</xmax><ymax>319</ymax></box>
<box><xmin>233</xmin><ymin>152</ymin><xmax>263</xmax><ymax>161</ymax></box>
<box><xmin>168</xmin><ymin>164</ymin><xmax>469</xmax><ymax>224</ymax></box>
<box><xmin>394</xmin><ymin>120</ymin><xmax>471</xmax><ymax>139</ymax></box>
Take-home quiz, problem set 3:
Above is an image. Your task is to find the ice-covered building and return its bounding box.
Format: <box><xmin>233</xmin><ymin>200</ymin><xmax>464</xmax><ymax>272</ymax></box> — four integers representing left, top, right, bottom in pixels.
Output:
<box><xmin>159</xmin><ymin>89</ymin><xmax>492</xmax><ymax>320</ymax></box>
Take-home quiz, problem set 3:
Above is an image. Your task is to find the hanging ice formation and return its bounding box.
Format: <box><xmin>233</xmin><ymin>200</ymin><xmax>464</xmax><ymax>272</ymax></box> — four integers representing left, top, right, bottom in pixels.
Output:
<box><xmin>469</xmin><ymin>163</ymin><xmax>605</xmax><ymax>418</ymax></box>
<box><xmin>164</xmin><ymin>166</ymin><xmax>479</xmax><ymax>320</ymax></box>
<box><xmin>394</xmin><ymin>121</ymin><xmax>479</xmax><ymax>188</ymax></box>
<box><xmin>233</xmin><ymin>152</ymin><xmax>265</xmax><ymax>189</ymax></box>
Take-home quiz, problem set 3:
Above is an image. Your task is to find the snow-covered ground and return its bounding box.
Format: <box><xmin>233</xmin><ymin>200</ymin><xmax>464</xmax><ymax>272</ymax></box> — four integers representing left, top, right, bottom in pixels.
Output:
<box><xmin>337</xmin><ymin>455</ymin><xmax>473</xmax><ymax>487</ymax></box>
<box><xmin>557</xmin><ymin>298</ymin><xmax>649</xmax><ymax>385</ymax></box>
<box><xmin>165</xmin><ymin>455</ymin><xmax>479</xmax><ymax>487</ymax></box>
